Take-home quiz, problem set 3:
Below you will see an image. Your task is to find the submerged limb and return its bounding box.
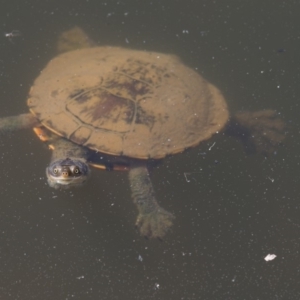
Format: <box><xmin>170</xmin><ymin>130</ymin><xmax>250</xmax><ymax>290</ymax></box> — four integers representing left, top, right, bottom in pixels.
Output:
<box><xmin>57</xmin><ymin>26</ymin><xmax>95</xmax><ymax>53</ymax></box>
<box><xmin>225</xmin><ymin>110</ymin><xmax>285</xmax><ymax>155</ymax></box>
<box><xmin>128</xmin><ymin>163</ymin><xmax>174</xmax><ymax>239</ymax></box>
<box><xmin>0</xmin><ymin>113</ymin><xmax>38</xmax><ymax>132</ymax></box>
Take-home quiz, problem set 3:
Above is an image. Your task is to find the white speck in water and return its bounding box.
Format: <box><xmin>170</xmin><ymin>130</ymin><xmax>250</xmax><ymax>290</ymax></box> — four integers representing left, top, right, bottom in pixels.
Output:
<box><xmin>264</xmin><ymin>254</ymin><xmax>277</xmax><ymax>261</ymax></box>
<box><xmin>208</xmin><ymin>142</ymin><xmax>216</xmax><ymax>151</ymax></box>
<box><xmin>200</xmin><ymin>31</ymin><xmax>208</xmax><ymax>36</ymax></box>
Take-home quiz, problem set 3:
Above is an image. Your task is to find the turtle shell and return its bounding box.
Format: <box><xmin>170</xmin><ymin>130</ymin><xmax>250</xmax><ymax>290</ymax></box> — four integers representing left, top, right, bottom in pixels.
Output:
<box><xmin>27</xmin><ymin>47</ymin><xmax>228</xmax><ymax>159</ymax></box>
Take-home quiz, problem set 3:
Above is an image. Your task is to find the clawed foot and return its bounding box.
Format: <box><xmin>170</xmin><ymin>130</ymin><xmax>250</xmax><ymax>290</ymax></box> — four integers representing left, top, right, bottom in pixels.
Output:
<box><xmin>135</xmin><ymin>208</ymin><xmax>175</xmax><ymax>239</ymax></box>
<box><xmin>227</xmin><ymin>110</ymin><xmax>285</xmax><ymax>154</ymax></box>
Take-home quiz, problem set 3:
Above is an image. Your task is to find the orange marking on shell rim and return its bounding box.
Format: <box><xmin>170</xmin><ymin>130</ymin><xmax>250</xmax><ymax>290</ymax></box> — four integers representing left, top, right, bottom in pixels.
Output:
<box><xmin>89</xmin><ymin>162</ymin><xmax>129</xmax><ymax>171</ymax></box>
<box><xmin>33</xmin><ymin>127</ymin><xmax>48</xmax><ymax>142</ymax></box>
<box><xmin>113</xmin><ymin>165</ymin><xmax>129</xmax><ymax>171</ymax></box>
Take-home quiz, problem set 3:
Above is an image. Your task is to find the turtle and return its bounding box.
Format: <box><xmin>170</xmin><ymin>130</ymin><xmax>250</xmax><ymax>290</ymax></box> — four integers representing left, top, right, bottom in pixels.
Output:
<box><xmin>0</xmin><ymin>27</ymin><xmax>285</xmax><ymax>239</ymax></box>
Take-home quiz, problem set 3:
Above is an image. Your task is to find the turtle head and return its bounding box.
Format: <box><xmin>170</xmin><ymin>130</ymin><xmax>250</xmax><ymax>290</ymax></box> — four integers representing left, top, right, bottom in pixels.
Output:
<box><xmin>46</xmin><ymin>157</ymin><xmax>90</xmax><ymax>189</ymax></box>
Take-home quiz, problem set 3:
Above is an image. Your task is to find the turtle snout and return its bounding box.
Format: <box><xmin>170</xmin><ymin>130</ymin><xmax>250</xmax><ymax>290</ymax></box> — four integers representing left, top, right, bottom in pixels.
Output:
<box><xmin>61</xmin><ymin>167</ymin><xmax>71</xmax><ymax>178</ymax></box>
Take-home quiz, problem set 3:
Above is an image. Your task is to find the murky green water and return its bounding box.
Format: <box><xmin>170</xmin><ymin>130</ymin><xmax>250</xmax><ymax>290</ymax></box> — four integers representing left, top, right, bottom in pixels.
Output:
<box><xmin>0</xmin><ymin>1</ymin><xmax>299</xmax><ymax>299</ymax></box>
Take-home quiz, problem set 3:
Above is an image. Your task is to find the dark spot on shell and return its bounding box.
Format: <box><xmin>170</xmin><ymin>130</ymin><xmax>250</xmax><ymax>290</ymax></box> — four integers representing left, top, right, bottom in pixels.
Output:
<box><xmin>51</xmin><ymin>90</ymin><xmax>59</xmax><ymax>98</ymax></box>
<box><xmin>69</xmin><ymin>89</ymin><xmax>85</xmax><ymax>99</ymax></box>
<box><xmin>99</xmin><ymin>94</ymin><xmax>120</xmax><ymax>117</ymax></box>
<box><xmin>136</xmin><ymin>106</ymin><xmax>155</xmax><ymax>130</ymax></box>
<box><xmin>104</xmin><ymin>75</ymin><xmax>150</xmax><ymax>99</ymax></box>
<box><xmin>85</xmin><ymin>90</ymin><xmax>134</xmax><ymax>123</ymax></box>
<box><xmin>119</xmin><ymin>59</ymin><xmax>165</xmax><ymax>86</ymax></box>
<box><xmin>75</xmin><ymin>93</ymin><xmax>90</xmax><ymax>104</ymax></box>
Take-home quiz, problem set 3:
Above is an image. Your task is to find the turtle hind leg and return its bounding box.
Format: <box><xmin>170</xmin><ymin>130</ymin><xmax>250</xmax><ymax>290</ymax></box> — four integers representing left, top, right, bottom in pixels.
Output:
<box><xmin>225</xmin><ymin>109</ymin><xmax>286</xmax><ymax>155</ymax></box>
<box><xmin>57</xmin><ymin>26</ymin><xmax>95</xmax><ymax>54</ymax></box>
<box><xmin>0</xmin><ymin>113</ymin><xmax>38</xmax><ymax>132</ymax></box>
<box><xmin>128</xmin><ymin>163</ymin><xmax>174</xmax><ymax>239</ymax></box>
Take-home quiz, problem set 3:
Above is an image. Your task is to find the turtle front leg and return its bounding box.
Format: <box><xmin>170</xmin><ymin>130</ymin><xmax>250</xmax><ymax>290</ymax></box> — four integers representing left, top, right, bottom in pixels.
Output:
<box><xmin>128</xmin><ymin>163</ymin><xmax>174</xmax><ymax>239</ymax></box>
<box><xmin>0</xmin><ymin>113</ymin><xmax>38</xmax><ymax>132</ymax></box>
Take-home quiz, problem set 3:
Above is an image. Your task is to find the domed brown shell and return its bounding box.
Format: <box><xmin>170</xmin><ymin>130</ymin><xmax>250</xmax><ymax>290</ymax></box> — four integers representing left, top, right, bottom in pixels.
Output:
<box><xmin>27</xmin><ymin>47</ymin><xmax>228</xmax><ymax>159</ymax></box>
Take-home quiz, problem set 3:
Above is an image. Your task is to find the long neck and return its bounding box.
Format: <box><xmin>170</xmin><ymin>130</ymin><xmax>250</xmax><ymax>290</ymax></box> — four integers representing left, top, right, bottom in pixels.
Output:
<box><xmin>50</xmin><ymin>137</ymin><xmax>88</xmax><ymax>163</ymax></box>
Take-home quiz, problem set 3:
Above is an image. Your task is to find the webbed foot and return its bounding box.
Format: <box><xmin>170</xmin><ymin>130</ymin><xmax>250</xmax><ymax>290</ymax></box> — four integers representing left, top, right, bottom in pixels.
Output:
<box><xmin>226</xmin><ymin>109</ymin><xmax>285</xmax><ymax>154</ymax></box>
<box><xmin>136</xmin><ymin>208</ymin><xmax>175</xmax><ymax>239</ymax></box>
<box><xmin>129</xmin><ymin>163</ymin><xmax>175</xmax><ymax>239</ymax></box>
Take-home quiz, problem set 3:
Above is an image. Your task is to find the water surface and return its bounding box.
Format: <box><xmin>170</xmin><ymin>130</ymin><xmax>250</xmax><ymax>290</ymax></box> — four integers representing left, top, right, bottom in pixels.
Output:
<box><xmin>0</xmin><ymin>1</ymin><xmax>299</xmax><ymax>299</ymax></box>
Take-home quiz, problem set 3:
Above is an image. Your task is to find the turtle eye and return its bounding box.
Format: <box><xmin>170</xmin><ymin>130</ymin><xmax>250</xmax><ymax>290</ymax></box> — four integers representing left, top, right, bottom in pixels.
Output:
<box><xmin>74</xmin><ymin>167</ymin><xmax>80</xmax><ymax>174</ymax></box>
<box><xmin>53</xmin><ymin>168</ymin><xmax>58</xmax><ymax>174</ymax></box>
